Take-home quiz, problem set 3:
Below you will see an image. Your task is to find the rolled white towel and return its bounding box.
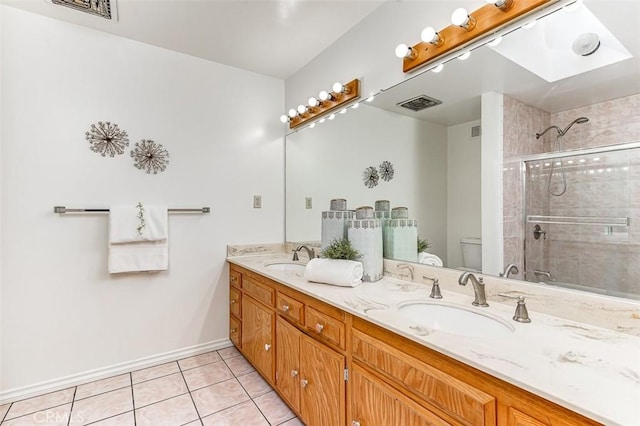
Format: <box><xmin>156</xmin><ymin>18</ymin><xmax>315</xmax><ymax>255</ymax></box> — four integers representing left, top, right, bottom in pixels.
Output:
<box><xmin>304</xmin><ymin>258</ymin><xmax>363</xmax><ymax>287</ymax></box>
<box><xmin>418</xmin><ymin>252</ymin><xmax>443</xmax><ymax>267</ymax></box>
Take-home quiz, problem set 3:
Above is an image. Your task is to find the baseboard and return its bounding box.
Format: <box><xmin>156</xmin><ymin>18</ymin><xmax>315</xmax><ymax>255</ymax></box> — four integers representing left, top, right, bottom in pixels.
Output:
<box><xmin>0</xmin><ymin>338</ymin><xmax>233</xmax><ymax>405</ymax></box>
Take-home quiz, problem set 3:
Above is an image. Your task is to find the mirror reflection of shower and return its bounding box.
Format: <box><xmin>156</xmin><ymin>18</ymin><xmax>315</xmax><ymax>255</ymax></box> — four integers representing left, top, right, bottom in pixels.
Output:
<box><xmin>535</xmin><ymin>117</ymin><xmax>589</xmax><ymax>196</ymax></box>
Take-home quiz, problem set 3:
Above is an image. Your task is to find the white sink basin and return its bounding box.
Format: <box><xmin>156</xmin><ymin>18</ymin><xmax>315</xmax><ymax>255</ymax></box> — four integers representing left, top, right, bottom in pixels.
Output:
<box><xmin>397</xmin><ymin>302</ymin><xmax>514</xmax><ymax>338</ymax></box>
<box><xmin>265</xmin><ymin>263</ymin><xmax>306</xmax><ymax>272</ymax></box>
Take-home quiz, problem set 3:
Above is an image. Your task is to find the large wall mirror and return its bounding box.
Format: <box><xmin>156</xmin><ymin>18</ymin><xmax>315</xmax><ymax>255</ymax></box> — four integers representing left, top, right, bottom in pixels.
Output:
<box><xmin>286</xmin><ymin>1</ymin><xmax>640</xmax><ymax>300</ymax></box>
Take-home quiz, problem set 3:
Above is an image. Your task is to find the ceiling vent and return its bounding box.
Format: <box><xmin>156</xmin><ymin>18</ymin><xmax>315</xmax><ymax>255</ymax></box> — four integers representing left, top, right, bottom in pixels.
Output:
<box><xmin>50</xmin><ymin>0</ymin><xmax>115</xmax><ymax>20</ymax></box>
<box><xmin>397</xmin><ymin>95</ymin><xmax>443</xmax><ymax>112</ymax></box>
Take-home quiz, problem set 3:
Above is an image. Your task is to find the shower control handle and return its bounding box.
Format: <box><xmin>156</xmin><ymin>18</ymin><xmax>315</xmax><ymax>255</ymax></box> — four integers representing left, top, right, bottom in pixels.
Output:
<box><xmin>533</xmin><ymin>224</ymin><xmax>546</xmax><ymax>240</ymax></box>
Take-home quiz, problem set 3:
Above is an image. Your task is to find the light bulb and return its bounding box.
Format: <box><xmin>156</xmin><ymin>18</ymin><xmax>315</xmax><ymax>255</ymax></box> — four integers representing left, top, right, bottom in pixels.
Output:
<box><xmin>395</xmin><ymin>44</ymin><xmax>417</xmax><ymax>60</ymax></box>
<box><xmin>309</xmin><ymin>122</ymin><xmax>316</xmax><ymax>129</ymax></box>
<box><xmin>308</xmin><ymin>97</ymin><xmax>319</xmax><ymax>107</ymax></box>
<box><xmin>366</xmin><ymin>94</ymin><xmax>375</xmax><ymax>102</ymax></box>
<box><xmin>451</xmin><ymin>8</ymin><xmax>475</xmax><ymax>30</ymax></box>
<box><xmin>487</xmin><ymin>36</ymin><xmax>503</xmax><ymax>47</ymax></box>
<box><xmin>432</xmin><ymin>64</ymin><xmax>444</xmax><ymax>73</ymax></box>
<box><xmin>332</xmin><ymin>82</ymin><xmax>344</xmax><ymax>93</ymax></box>
<box><xmin>288</xmin><ymin>108</ymin><xmax>297</xmax><ymax>118</ymax></box>
<box><xmin>522</xmin><ymin>20</ymin><xmax>537</xmax><ymax>30</ymax></box>
<box><xmin>451</xmin><ymin>8</ymin><xmax>469</xmax><ymax>26</ymax></box>
<box><xmin>339</xmin><ymin>108</ymin><xmax>347</xmax><ymax>114</ymax></box>
<box><xmin>319</xmin><ymin>90</ymin><xmax>331</xmax><ymax>101</ymax></box>
<box><xmin>421</xmin><ymin>27</ymin><xmax>437</xmax><ymax>43</ymax></box>
<box><xmin>319</xmin><ymin>118</ymin><xmax>326</xmax><ymax>123</ymax></box>
<box><xmin>297</xmin><ymin>105</ymin><xmax>307</xmax><ymax>115</ymax></box>
<box><xmin>458</xmin><ymin>51</ymin><xmax>471</xmax><ymax>61</ymax></box>
<box><xmin>280</xmin><ymin>115</ymin><xmax>288</xmax><ymax>123</ymax></box>
<box><xmin>328</xmin><ymin>114</ymin><xmax>336</xmax><ymax>120</ymax></box>
<box><xmin>352</xmin><ymin>102</ymin><xmax>360</xmax><ymax>109</ymax></box>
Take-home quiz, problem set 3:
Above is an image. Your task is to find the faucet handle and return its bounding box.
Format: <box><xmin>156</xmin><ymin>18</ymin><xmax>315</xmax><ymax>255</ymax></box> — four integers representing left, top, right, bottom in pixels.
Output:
<box><xmin>513</xmin><ymin>296</ymin><xmax>531</xmax><ymax>323</ymax></box>
<box><xmin>429</xmin><ymin>279</ymin><xmax>442</xmax><ymax>299</ymax></box>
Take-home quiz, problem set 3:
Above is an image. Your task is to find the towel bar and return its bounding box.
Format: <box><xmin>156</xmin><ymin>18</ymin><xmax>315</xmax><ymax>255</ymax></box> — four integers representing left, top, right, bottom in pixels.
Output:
<box><xmin>54</xmin><ymin>206</ymin><xmax>210</xmax><ymax>214</ymax></box>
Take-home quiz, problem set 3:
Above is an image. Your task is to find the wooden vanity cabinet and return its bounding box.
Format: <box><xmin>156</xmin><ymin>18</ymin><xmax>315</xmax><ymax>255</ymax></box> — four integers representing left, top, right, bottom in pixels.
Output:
<box><xmin>229</xmin><ymin>264</ymin><xmax>600</xmax><ymax>426</ymax></box>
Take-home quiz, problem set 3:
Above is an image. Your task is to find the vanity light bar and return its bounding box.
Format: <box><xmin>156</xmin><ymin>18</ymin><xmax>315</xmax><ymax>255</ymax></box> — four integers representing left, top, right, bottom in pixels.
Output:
<box><xmin>398</xmin><ymin>0</ymin><xmax>558</xmax><ymax>73</ymax></box>
<box><xmin>283</xmin><ymin>79</ymin><xmax>361</xmax><ymax>129</ymax></box>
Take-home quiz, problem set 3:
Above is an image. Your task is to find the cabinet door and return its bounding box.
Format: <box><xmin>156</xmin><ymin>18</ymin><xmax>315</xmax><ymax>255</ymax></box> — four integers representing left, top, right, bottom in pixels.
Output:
<box><xmin>242</xmin><ymin>295</ymin><xmax>274</xmax><ymax>381</ymax></box>
<box><xmin>506</xmin><ymin>407</ymin><xmax>548</xmax><ymax>426</ymax></box>
<box><xmin>351</xmin><ymin>364</ymin><xmax>449</xmax><ymax>426</ymax></box>
<box><xmin>351</xmin><ymin>364</ymin><xmax>397</xmax><ymax>425</ymax></box>
<box><xmin>276</xmin><ymin>317</ymin><xmax>301</xmax><ymax>412</ymax></box>
<box><xmin>300</xmin><ymin>334</ymin><xmax>345</xmax><ymax>426</ymax></box>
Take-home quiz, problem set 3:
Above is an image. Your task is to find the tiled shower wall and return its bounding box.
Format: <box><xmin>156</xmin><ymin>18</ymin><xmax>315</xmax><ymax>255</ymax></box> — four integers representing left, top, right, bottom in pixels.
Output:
<box><xmin>503</xmin><ymin>93</ymin><xmax>640</xmax><ymax>296</ymax></box>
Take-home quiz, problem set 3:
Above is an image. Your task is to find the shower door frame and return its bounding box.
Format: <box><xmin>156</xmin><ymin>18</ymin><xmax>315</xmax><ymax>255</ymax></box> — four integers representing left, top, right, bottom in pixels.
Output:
<box><xmin>518</xmin><ymin>140</ymin><xmax>640</xmax><ymax>287</ymax></box>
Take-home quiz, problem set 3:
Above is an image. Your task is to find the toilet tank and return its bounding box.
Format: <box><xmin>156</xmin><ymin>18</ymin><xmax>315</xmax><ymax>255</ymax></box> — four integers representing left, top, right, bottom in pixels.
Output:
<box><xmin>460</xmin><ymin>238</ymin><xmax>482</xmax><ymax>271</ymax></box>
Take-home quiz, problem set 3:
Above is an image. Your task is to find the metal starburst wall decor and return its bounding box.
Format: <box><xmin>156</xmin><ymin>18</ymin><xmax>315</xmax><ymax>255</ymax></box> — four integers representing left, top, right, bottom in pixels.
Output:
<box><xmin>362</xmin><ymin>166</ymin><xmax>380</xmax><ymax>189</ymax></box>
<box><xmin>130</xmin><ymin>139</ymin><xmax>170</xmax><ymax>174</ymax></box>
<box><xmin>85</xmin><ymin>121</ymin><xmax>129</xmax><ymax>157</ymax></box>
<box><xmin>379</xmin><ymin>160</ymin><xmax>394</xmax><ymax>182</ymax></box>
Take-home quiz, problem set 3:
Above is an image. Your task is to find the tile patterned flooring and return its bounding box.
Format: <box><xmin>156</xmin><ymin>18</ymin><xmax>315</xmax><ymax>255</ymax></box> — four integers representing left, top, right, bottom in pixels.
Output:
<box><xmin>0</xmin><ymin>347</ymin><xmax>304</xmax><ymax>426</ymax></box>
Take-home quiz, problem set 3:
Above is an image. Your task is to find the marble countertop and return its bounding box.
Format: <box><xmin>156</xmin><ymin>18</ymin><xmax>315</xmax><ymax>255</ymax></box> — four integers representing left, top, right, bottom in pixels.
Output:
<box><xmin>227</xmin><ymin>252</ymin><xmax>640</xmax><ymax>425</ymax></box>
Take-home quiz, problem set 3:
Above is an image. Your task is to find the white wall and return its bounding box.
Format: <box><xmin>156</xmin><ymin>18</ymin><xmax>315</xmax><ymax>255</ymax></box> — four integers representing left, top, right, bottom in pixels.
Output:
<box><xmin>286</xmin><ymin>105</ymin><xmax>447</xmax><ymax>262</ymax></box>
<box><xmin>0</xmin><ymin>6</ymin><xmax>284</xmax><ymax>393</ymax></box>
<box><xmin>446</xmin><ymin>120</ymin><xmax>482</xmax><ymax>269</ymax></box>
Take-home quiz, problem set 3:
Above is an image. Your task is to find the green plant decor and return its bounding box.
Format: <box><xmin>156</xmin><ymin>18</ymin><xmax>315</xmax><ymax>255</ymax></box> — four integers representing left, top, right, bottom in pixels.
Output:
<box><xmin>321</xmin><ymin>238</ymin><xmax>361</xmax><ymax>260</ymax></box>
<box><xmin>417</xmin><ymin>237</ymin><xmax>431</xmax><ymax>253</ymax></box>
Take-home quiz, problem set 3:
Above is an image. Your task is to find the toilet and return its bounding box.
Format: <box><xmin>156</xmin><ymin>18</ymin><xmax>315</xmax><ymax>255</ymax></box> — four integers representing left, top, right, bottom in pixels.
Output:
<box><xmin>459</xmin><ymin>237</ymin><xmax>482</xmax><ymax>272</ymax></box>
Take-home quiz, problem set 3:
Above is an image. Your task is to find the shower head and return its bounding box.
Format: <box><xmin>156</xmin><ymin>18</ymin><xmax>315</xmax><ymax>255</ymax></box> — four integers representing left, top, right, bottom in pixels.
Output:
<box><xmin>561</xmin><ymin>116</ymin><xmax>589</xmax><ymax>136</ymax></box>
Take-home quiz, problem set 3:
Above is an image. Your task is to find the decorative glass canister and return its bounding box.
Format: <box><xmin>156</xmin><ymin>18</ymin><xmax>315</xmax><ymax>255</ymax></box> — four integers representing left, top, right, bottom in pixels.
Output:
<box><xmin>321</xmin><ymin>199</ymin><xmax>353</xmax><ymax>249</ymax></box>
<box><xmin>384</xmin><ymin>218</ymin><xmax>418</xmax><ymax>262</ymax></box>
<box><xmin>348</xmin><ymin>206</ymin><xmax>383</xmax><ymax>282</ymax></box>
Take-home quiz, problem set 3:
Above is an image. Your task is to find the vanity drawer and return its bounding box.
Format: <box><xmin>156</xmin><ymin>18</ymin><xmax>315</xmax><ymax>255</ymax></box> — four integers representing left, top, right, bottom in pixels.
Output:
<box><xmin>352</xmin><ymin>329</ymin><xmax>495</xmax><ymax>425</ymax></box>
<box><xmin>277</xmin><ymin>292</ymin><xmax>304</xmax><ymax>324</ymax></box>
<box><xmin>230</xmin><ymin>270</ymin><xmax>242</xmax><ymax>289</ymax></box>
<box><xmin>230</xmin><ymin>286</ymin><xmax>242</xmax><ymax>319</ymax></box>
<box><xmin>243</xmin><ymin>277</ymin><xmax>275</xmax><ymax>307</ymax></box>
<box><xmin>305</xmin><ymin>306</ymin><xmax>345</xmax><ymax>350</ymax></box>
<box><xmin>229</xmin><ymin>316</ymin><xmax>241</xmax><ymax>349</ymax></box>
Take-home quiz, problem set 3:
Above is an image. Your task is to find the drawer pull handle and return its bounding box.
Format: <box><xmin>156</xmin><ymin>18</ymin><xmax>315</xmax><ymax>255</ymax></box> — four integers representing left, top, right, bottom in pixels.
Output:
<box><xmin>315</xmin><ymin>323</ymin><xmax>324</xmax><ymax>333</ymax></box>
<box><xmin>231</xmin><ymin>277</ymin><xmax>237</xmax><ymax>283</ymax></box>
<box><xmin>301</xmin><ymin>379</ymin><xmax>309</xmax><ymax>389</ymax></box>
<box><xmin>264</xmin><ymin>343</ymin><xmax>271</xmax><ymax>351</ymax></box>
<box><xmin>230</xmin><ymin>328</ymin><xmax>237</xmax><ymax>333</ymax></box>
<box><xmin>230</xmin><ymin>299</ymin><xmax>237</xmax><ymax>304</ymax></box>
<box><xmin>291</xmin><ymin>370</ymin><xmax>298</xmax><ymax>377</ymax></box>
<box><xmin>352</xmin><ymin>422</ymin><xmax>361</xmax><ymax>426</ymax></box>
<box><xmin>282</xmin><ymin>304</ymin><xmax>290</xmax><ymax>312</ymax></box>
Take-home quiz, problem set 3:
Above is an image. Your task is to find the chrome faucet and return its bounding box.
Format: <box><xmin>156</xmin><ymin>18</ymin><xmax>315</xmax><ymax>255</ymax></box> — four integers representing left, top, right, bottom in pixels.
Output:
<box><xmin>293</xmin><ymin>245</ymin><xmax>316</xmax><ymax>261</ymax></box>
<box><xmin>534</xmin><ymin>269</ymin><xmax>554</xmax><ymax>282</ymax></box>
<box><xmin>499</xmin><ymin>263</ymin><xmax>519</xmax><ymax>278</ymax></box>
<box><xmin>458</xmin><ymin>272</ymin><xmax>489</xmax><ymax>307</ymax></box>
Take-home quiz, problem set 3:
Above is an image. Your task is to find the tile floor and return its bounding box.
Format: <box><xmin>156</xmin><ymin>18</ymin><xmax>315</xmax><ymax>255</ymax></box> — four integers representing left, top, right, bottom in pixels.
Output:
<box><xmin>0</xmin><ymin>347</ymin><xmax>304</xmax><ymax>426</ymax></box>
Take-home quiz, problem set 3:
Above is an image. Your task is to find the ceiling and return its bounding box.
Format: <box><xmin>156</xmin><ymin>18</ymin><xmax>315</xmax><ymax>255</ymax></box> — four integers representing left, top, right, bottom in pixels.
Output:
<box><xmin>0</xmin><ymin>0</ymin><xmax>384</xmax><ymax>79</ymax></box>
<box><xmin>371</xmin><ymin>1</ymin><xmax>640</xmax><ymax>125</ymax></box>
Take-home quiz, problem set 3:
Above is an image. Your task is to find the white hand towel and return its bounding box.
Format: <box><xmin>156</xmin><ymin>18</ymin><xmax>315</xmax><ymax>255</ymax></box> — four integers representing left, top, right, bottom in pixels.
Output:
<box><xmin>109</xmin><ymin>205</ymin><xmax>168</xmax><ymax>243</ymax></box>
<box><xmin>304</xmin><ymin>258</ymin><xmax>363</xmax><ymax>287</ymax></box>
<box><xmin>108</xmin><ymin>204</ymin><xmax>169</xmax><ymax>273</ymax></box>
<box><xmin>418</xmin><ymin>252</ymin><xmax>443</xmax><ymax>267</ymax></box>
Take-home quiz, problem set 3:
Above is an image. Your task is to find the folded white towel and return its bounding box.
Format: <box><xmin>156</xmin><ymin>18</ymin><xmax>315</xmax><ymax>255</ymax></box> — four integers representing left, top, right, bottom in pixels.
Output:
<box><xmin>108</xmin><ymin>204</ymin><xmax>169</xmax><ymax>273</ymax></box>
<box><xmin>418</xmin><ymin>252</ymin><xmax>443</xmax><ymax>267</ymax></box>
<box><xmin>109</xmin><ymin>205</ymin><xmax>168</xmax><ymax>243</ymax></box>
<box><xmin>304</xmin><ymin>258</ymin><xmax>363</xmax><ymax>287</ymax></box>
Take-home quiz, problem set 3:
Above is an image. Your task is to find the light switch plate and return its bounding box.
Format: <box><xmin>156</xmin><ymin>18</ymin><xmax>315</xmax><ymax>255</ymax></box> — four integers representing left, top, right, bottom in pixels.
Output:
<box><xmin>305</xmin><ymin>197</ymin><xmax>312</xmax><ymax>209</ymax></box>
<box><xmin>253</xmin><ymin>195</ymin><xmax>262</xmax><ymax>208</ymax></box>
